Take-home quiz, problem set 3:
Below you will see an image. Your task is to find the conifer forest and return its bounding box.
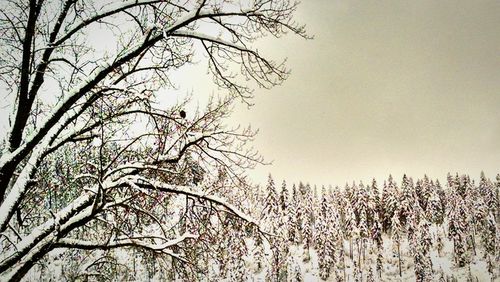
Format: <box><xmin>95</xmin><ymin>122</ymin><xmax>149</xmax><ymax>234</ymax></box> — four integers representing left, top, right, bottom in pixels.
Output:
<box><xmin>0</xmin><ymin>0</ymin><xmax>498</xmax><ymax>281</ymax></box>
<box><xmin>21</xmin><ymin>172</ymin><xmax>500</xmax><ymax>281</ymax></box>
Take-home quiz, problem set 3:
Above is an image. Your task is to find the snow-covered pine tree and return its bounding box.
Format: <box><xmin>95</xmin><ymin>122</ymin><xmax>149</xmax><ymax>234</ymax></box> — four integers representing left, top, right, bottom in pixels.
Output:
<box><xmin>448</xmin><ymin>190</ymin><xmax>471</xmax><ymax>267</ymax></box>
<box><xmin>407</xmin><ymin>198</ymin><xmax>423</xmax><ymax>257</ymax></box>
<box><xmin>435</xmin><ymin>228</ymin><xmax>445</xmax><ymax>257</ymax></box>
<box><xmin>482</xmin><ymin>212</ymin><xmax>496</xmax><ymax>276</ymax></box>
<box><xmin>420</xmin><ymin>175</ymin><xmax>432</xmax><ymax>212</ymax></box>
<box><xmin>328</xmin><ymin>189</ymin><xmax>345</xmax><ymax>281</ymax></box>
<box><xmin>262</xmin><ymin>174</ymin><xmax>279</xmax><ymax>222</ymax></box>
<box><xmin>279</xmin><ymin>180</ymin><xmax>289</xmax><ymax>214</ymax></box>
<box><xmin>368</xmin><ymin>178</ymin><xmax>381</xmax><ymax>231</ymax></box>
<box><xmin>261</xmin><ymin>175</ymin><xmax>278</xmax><ymax>279</ymax></box>
<box><xmin>391</xmin><ymin>207</ymin><xmax>404</xmax><ymax>277</ymax></box>
<box><xmin>413</xmin><ymin>247</ymin><xmax>432</xmax><ymax>282</ymax></box>
<box><xmin>253</xmin><ymin>234</ymin><xmax>266</xmax><ymax>273</ymax></box>
<box><xmin>399</xmin><ymin>174</ymin><xmax>416</xmax><ymax>227</ymax></box>
<box><xmin>344</xmin><ymin>201</ymin><xmax>357</xmax><ymax>260</ymax></box>
<box><xmin>358</xmin><ymin>208</ymin><xmax>368</xmax><ymax>267</ymax></box>
<box><xmin>312</xmin><ymin>185</ymin><xmax>320</xmax><ymax>235</ymax></box>
<box><xmin>464</xmin><ymin>176</ymin><xmax>486</xmax><ymax>256</ymax></box>
<box><xmin>415</xmin><ymin>179</ymin><xmax>424</xmax><ymax>208</ymax></box>
<box><xmin>478</xmin><ymin>172</ymin><xmax>497</xmax><ymax>224</ymax></box>
<box><xmin>276</xmin><ymin>180</ymin><xmax>291</xmax><ymax>281</ymax></box>
<box><xmin>227</xmin><ymin>230</ymin><xmax>248</xmax><ymax>281</ymax></box>
<box><xmin>376</xmin><ymin>252</ymin><xmax>383</xmax><ymax>279</ymax></box>
<box><xmin>296</xmin><ymin>182</ymin><xmax>307</xmax><ymax>242</ymax></box>
<box><xmin>427</xmin><ymin>180</ymin><xmax>445</xmax><ymax>225</ymax></box>
<box><xmin>413</xmin><ymin>216</ymin><xmax>433</xmax><ymax>282</ymax></box>
<box><xmin>496</xmin><ymin>174</ymin><xmax>500</xmax><ymax>223</ymax></box>
<box><xmin>312</xmin><ymin>185</ymin><xmax>324</xmax><ymax>246</ymax></box>
<box><xmin>317</xmin><ymin>187</ymin><xmax>334</xmax><ymax>280</ymax></box>
<box><xmin>356</xmin><ymin>182</ymin><xmax>369</xmax><ymax>266</ymax></box>
<box><xmin>262</xmin><ymin>175</ymin><xmax>289</xmax><ymax>281</ymax></box>
<box><xmin>435</xmin><ymin>179</ymin><xmax>447</xmax><ymax>221</ymax></box>
<box><xmin>370</xmin><ymin>212</ymin><xmax>383</xmax><ymax>249</ymax></box>
<box><xmin>452</xmin><ymin>174</ymin><xmax>467</xmax><ymax>199</ymax></box>
<box><xmin>333</xmin><ymin>186</ymin><xmax>345</xmax><ymax>213</ymax></box>
<box><xmin>345</xmin><ymin>182</ymin><xmax>355</xmax><ymax>209</ymax></box>
<box><xmin>289</xmin><ymin>184</ymin><xmax>301</xmax><ymax>244</ymax></box>
<box><xmin>370</xmin><ymin>211</ymin><xmax>384</xmax><ymax>279</ymax></box>
<box><xmin>381</xmin><ymin>175</ymin><xmax>399</xmax><ymax>232</ymax></box>
<box><xmin>300</xmin><ymin>183</ymin><xmax>314</xmax><ymax>262</ymax></box>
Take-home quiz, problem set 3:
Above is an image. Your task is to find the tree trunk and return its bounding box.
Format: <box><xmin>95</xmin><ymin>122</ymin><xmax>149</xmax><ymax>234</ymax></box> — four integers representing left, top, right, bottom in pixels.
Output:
<box><xmin>397</xmin><ymin>241</ymin><xmax>402</xmax><ymax>277</ymax></box>
<box><xmin>349</xmin><ymin>239</ymin><xmax>353</xmax><ymax>260</ymax></box>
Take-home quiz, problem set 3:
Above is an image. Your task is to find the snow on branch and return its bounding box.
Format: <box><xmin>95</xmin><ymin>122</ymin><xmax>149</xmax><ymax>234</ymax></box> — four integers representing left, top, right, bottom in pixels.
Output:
<box><xmin>123</xmin><ymin>176</ymin><xmax>259</xmax><ymax>227</ymax></box>
<box><xmin>54</xmin><ymin>233</ymin><xmax>198</xmax><ymax>263</ymax></box>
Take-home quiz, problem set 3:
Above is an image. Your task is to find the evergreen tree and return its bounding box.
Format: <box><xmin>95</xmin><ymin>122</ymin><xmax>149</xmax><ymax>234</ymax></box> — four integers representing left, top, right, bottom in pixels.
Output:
<box><xmin>407</xmin><ymin>200</ymin><xmax>423</xmax><ymax>257</ymax></box>
<box><xmin>275</xmin><ymin>181</ymin><xmax>291</xmax><ymax>281</ymax></box>
<box><xmin>376</xmin><ymin>252</ymin><xmax>383</xmax><ymax>279</ymax></box>
<box><xmin>262</xmin><ymin>176</ymin><xmax>289</xmax><ymax>281</ymax></box>
<box><xmin>448</xmin><ymin>192</ymin><xmax>470</xmax><ymax>267</ymax></box>
<box><xmin>368</xmin><ymin>178</ymin><xmax>381</xmax><ymax>231</ymax></box>
<box><xmin>355</xmin><ymin>181</ymin><xmax>369</xmax><ymax>226</ymax></box>
<box><xmin>296</xmin><ymin>182</ymin><xmax>307</xmax><ymax>242</ymax></box>
<box><xmin>262</xmin><ymin>174</ymin><xmax>279</xmax><ymax>222</ymax></box>
<box><xmin>481</xmin><ymin>212</ymin><xmax>496</xmax><ymax>269</ymax></box>
<box><xmin>370</xmin><ymin>212</ymin><xmax>383</xmax><ymax>249</ymax></box>
<box><xmin>317</xmin><ymin>188</ymin><xmax>335</xmax><ymax>280</ymax></box>
<box><xmin>300</xmin><ymin>183</ymin><xmax>314</xmax><ymax>261</ymax></box>
<box><xmin>420</xmin><ymin>175</ymin><xmax>432</xmax><ymax>212</ymax></box>
<box><xmin>435</xmin><ymin>179</ymin><xmax>447</xmax><ymax>220</ymax></box>
<box><xmin>391</xmin><ymin>207</ymin><xmax>404</xmax><ymax>277</ymax></box>
<box><xmin>279</xmin><ymin>180</ymin><xmax>289</xmax><ymax>213</ymax></box>
<box><xmin>381</xmin><ymin>175</ymin><xmax>399</xmax><ymax>232</ymax></box>
<box><xmin>436</xmin><ymin>229</ymin><xmax>445</xmax><ymax>257</ymax></box>
<box><xmin>413</xmin><ymin>217</ymin><xmax>433</xmax><ymax>282</ymax></box>
<box><xmin>253</xmin><ymin>235</ymin><xmax>265</xmax><ymax>273</ymax></box>
<box><xmin>496</xmin><ymin>174</ymin><xmax>500</xmax><ymax>224</ymax></box>
<box><xmin>399</xmin><ymin>174</ymin><xmax>416</xmax><ymax>226</ymax></box>
<box><xmin>427</xmin><ymin>181</ymin><xmax>445</xmax><ymax>225</ymax></box>
<box><xmin>415</xmin><ymin>179</ymin><xmax>424</xmax><ymax>209</ymax></box>
<box><xmin>355</xmin><ymin>182</ymin><xmax>369</xmax><ymax>266</ymax></box>
<box><xmin>344</xmin><ymin>202</ymin><xmax>357</xmax><ymax>260</ymax></box>
<box><xmin>227</xmin><ymin>231</ymin><xmax>248</xmax><ymax>281</ymax></box>
<box><xmin>288</xmin><ymin>184</ymin><xmax>300</xmax><ymax>243</ymax></box>
<box><xmin>357</xmin><ymin>206</ymin><xmax>368</xmax><ymax>266</ymax></box>
<box><xmin>464</xmin><ymin>177</ymin><xmax>486</xmax><ymax>256</ymax></box>
<box><xmin>479</xmin><ymin>172</ymin><xmax>497</xmax><ymax>224</ymax></box>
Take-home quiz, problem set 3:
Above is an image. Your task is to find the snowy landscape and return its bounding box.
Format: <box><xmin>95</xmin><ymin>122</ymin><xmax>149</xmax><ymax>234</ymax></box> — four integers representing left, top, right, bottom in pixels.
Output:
<box><xmin>0</xmin><ymin>0</ymin><xmax>499</xmax><ymax>281</ymax></box>
<box><xmin>20</xmin><ymin>173</ymin><xmax>500</xmax><ymax>281</ymax></box>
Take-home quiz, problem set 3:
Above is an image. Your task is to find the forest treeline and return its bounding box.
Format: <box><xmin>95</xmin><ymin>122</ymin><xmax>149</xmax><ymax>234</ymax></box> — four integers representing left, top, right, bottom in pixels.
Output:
<box><xmin>24</xmin><ymin>172</ymin><xmax>499</xmax><ymax>281</ymax></box>
<box><xmin>247</xmin><ymin>172</ymin><xmax>499</xmax><ymax>281</ymax></box>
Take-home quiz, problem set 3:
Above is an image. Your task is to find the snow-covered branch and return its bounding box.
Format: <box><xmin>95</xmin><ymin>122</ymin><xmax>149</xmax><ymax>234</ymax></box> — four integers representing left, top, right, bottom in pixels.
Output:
<box><xmin>123</xmin><ymin>176</ymin><xmax>259</xmax><ymax>227</ymax></box>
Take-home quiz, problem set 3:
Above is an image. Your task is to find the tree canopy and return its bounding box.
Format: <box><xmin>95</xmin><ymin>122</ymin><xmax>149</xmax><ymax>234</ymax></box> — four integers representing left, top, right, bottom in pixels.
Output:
<box><xmin>0</xmin><ymin>0</ymin><xmax>306</xmax><ymax>280</ymax></box>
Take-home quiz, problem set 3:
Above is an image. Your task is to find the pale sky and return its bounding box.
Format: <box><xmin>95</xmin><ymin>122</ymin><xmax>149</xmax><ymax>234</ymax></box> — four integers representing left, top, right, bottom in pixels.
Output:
<box><xmin>231</xmin><ymin>0</ymin><xmax>500</xmax><ymax>186</ymax></box>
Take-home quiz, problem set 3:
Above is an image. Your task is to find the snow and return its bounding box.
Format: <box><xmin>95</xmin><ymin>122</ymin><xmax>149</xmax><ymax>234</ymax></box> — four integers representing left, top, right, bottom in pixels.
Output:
<box><xmin>124</xmin><ymin>176</ymin><xmax>261</xmax><ymax>228</ymax></box>
<box><xmin>171</xmin><ymin>30</ymin><xmax>249</xmax><ymax>51</ymax></box>
<box><xmin>160</xmin><ymin>8</ymin><xmax>198</xmax><ymax>38</ymax></box>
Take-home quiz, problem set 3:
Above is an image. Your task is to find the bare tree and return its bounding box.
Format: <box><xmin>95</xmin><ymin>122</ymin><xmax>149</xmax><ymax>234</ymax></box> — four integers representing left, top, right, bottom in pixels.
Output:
<box><xmin>0</xmin><ymin>0</ymin><xmax>306</xmax><ymax>280</ymax></box>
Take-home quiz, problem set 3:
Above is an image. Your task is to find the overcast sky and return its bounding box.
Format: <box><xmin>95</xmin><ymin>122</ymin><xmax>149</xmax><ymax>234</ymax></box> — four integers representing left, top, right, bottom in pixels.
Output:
<box><xmin>230</xmin><ymin>0</ymin><xmax>500</xmax><ymax>186</ymax></box>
